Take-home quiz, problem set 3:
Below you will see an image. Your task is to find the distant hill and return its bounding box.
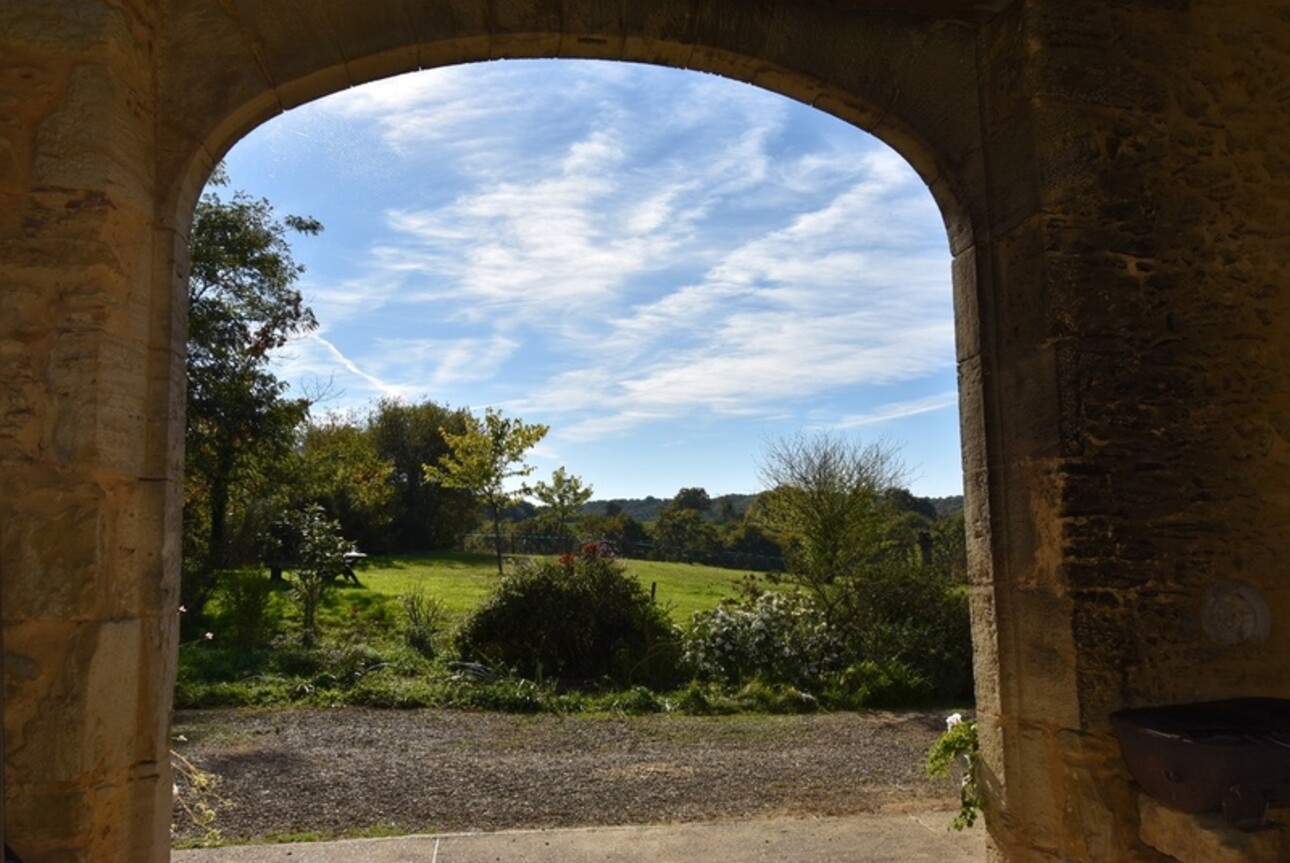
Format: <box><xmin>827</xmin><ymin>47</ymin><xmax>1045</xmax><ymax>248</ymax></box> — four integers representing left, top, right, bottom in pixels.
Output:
<box><xmin>584</xmin><ymin>492</ymin><xmax>962</xmax><ymax>522</ymax></box>
<box><xmin>583</xmin><ymin>493</ymin><xmax>757</xmax><ymax>523</ymax></box>
<box><xmin>927</xmin><ymin>495</ymin><xmax>965</xmax><ymax>517</ymax></box>
<box><xmin>581</xmin><ymin>496</ymin><xmax>670</xmax><ymax>522</ymax></box>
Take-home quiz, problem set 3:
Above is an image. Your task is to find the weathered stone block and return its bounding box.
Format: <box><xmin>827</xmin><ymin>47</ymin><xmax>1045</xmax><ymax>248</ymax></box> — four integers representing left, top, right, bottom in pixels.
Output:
<box><xmin>1</xmin><ymin>478</ymin><xmax>104</xmax><ymax>621</ymax></box>
<box><xmin>1139</xmin><ymin>794</ymin><xmax>1290</xmax><ymax>863</ymax></box>
<box><xmin>33</xmin><ymin>65</ymin><xmax>153</xmax><ymax>198</ymax></box>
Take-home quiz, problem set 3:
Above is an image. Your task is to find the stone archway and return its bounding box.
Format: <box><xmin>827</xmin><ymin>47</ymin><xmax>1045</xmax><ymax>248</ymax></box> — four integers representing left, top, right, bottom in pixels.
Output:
<box><xmin>4</xmin><ymin>2</ymin><xmax>1290</xmax><ymax>861</ymax></box>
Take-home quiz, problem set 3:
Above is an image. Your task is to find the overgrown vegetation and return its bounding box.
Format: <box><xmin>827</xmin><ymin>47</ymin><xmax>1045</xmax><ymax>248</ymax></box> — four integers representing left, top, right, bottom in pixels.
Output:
<box><xmin>177</xmin><ymin>546</ymin><xmax>970</xmax><ymax>715</ymax></box>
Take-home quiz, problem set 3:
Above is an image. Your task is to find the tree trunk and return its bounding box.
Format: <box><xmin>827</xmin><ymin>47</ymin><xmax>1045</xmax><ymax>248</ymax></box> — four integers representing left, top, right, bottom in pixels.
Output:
<box><xmin>491</xmin><ymin>504</ymin><xmax>504</xmax><ymax>577</ymax></box>
<box><xmin>209</xmin><ymin>474</ymin><xmax>230</xmax><ymax>569</ymax></box>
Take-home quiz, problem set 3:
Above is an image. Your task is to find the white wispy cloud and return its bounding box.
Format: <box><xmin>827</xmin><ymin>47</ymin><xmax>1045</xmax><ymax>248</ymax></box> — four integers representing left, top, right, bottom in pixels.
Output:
<box><xmin>262</xmin><ymin>61</ymin><xmax>955</xmax><ymax>457</ymax></box>
<box><xmin>827</xmin><ymin>391</ymin><xmax>962</xmax><ymax>429</ymax></box>
<box><xmin>366</xmin><ymin>334</ymin><xmax>521</xmax><ymax>388</ymax></box>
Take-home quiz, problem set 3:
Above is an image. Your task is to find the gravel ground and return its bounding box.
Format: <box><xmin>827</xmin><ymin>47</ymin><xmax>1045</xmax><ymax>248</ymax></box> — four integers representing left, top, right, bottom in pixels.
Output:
<box><xmin>171</xmin><ymin>708</ymin><xmax>960</xmax><ymax>844</ymax></box>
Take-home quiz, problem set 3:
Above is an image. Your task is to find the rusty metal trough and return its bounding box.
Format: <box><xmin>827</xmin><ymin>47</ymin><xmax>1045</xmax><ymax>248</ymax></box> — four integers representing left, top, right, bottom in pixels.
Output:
<box><xmin>1111</xmin><ymin>698</ymin><xmax>1290</xmax><ymax>826</ymax></box>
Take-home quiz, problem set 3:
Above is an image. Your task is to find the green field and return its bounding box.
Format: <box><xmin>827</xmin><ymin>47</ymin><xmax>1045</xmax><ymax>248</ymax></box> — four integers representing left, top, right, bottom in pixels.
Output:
<box><xmin>347</xmin><ymin>550</ymin><xmax>753</xmax><ymax>624</ymax></box>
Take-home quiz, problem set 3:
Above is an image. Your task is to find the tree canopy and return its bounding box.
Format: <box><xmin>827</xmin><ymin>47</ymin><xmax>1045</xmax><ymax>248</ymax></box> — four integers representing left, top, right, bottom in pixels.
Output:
<box><xmin>531</xmin><ymin>466</ymin><xmax>594</xmax><ymax>551</ymax></box>
<box><xmin>424</xmin><ymin>408</ymin><xmax>549</xmax><ymax>575</ymax></box>
<box><xmin>183</xmin><ymin>167</ymin><xmax>321</xmax><ymax>616</ymax></box>
<box><xmin>753</xmin><ymin>433</ymin><xmax>905</xmax><ymax>614</ymax></box>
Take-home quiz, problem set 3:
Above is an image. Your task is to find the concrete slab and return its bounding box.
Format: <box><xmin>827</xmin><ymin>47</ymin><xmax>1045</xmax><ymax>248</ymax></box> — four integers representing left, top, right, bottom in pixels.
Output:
<box><xmin>173</xmin><ymin>811</ymin><xmax>985</xmax><ymax>862</ymax></box>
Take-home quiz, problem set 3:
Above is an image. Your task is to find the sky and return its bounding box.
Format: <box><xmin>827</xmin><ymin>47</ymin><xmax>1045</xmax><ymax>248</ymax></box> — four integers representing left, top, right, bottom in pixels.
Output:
<box><xmin>222</xmin><ymin>59</ymin><xmax>963</xmax><ymax>502</ymax></box>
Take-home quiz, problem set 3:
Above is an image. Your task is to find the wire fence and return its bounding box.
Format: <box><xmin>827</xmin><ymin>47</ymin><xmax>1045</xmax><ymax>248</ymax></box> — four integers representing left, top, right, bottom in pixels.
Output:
<box><xmin>461</xmin><ymin>533</ymin><xmax>785</xmax><ymax>572</ymax></box>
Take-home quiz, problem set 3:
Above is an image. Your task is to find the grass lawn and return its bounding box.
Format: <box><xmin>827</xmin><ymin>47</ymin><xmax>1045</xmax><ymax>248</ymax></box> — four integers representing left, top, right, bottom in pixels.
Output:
<box><xmin>347</xmin><ymin>550</ymin><xmax>755</xmax><ymax>625</ymax></box>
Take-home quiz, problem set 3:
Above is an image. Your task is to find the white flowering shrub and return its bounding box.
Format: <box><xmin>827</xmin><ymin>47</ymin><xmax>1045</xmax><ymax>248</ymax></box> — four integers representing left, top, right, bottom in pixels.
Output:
<box><xmin>683</xmin><ymin>590</ymin><xmax>845</xmax><ymax>687</ymax></box>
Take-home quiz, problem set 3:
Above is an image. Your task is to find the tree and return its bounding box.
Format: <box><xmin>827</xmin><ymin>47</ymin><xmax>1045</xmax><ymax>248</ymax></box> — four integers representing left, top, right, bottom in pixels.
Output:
<box><xmin>183</xmin><ymin>167</ymin><xmax>321</xmax><ymax>619</ymax></box>
<box><xmin>752</xmin><ymin>433</ymin><xmax>905</xmax><ymax>618</ymax></box>
<box><xmin>713</xmin><ymin>497</ymin><xmax>739</xmax><ymax>524</ymax></box>
<box><xmin>271</xmin><ymin>504</ymin><xmax>356</xmax><ymax>646</ymax></box>
<box><xmin>752</xmin><ymin>435</ymin><xmax>971</xmax><ymax>698</ymax></box>
<box><xmin>652</xmin><ymin>507</ymin><xmax>719</xmax><ymax>563</ymax></box>
<box><xmin>931</xmin><ymin>510</ymin><xmax>969</xmax><ymax>582</ymax></box>
<box><xmin>369</xmin><ymin>398</ymin><xmax>477</xmax><ymax>550</ymax></box>
<box><xmin>295</xmin><ymin>416</ymin><xmax>396</xmax><ymax>552</ymax></box>
<box><xmin>530</xmin><ymin>466</ymin><xmax>594</xmax><ymax>552</ymax></box>
<box><xmin>720</xmin><ymin>521</ymin><xmax>784</xmax><ymax>571</ymax></box>
<box><xmin>424</xmin><ymin>408</ymin><xmax>549</xmax><ymax>575</ymax></box>
<box><xmin>671</xmin><ymin>487</ymin><xmax>712</xmax><ymax>514</ymax></box>
<box><xmin>578</xmin><ymin>511</ymin><xmax>651</xmax><ymax>556</ymax></box>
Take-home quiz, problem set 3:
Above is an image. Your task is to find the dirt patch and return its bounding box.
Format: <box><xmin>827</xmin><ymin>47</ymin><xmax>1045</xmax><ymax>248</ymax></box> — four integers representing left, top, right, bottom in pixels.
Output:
<box><xmin>171</xmin><ymin>707</ymin><xmax>960</xmax><ymax>843</ymax></box>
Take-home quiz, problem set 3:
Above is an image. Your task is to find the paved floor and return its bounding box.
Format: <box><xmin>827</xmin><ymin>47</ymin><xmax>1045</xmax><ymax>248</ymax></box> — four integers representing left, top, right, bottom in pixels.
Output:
<box><xmin>174</xmin><ymin>811</ymin><xmax>985</xmax><ymax>862</ymax></box>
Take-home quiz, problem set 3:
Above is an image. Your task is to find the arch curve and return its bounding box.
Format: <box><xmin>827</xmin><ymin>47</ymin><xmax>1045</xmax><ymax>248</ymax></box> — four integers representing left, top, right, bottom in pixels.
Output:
<box><xmin>159</xmin><ymin>2</ymin><xmax>985</xmax><ymax>258</ymax></box>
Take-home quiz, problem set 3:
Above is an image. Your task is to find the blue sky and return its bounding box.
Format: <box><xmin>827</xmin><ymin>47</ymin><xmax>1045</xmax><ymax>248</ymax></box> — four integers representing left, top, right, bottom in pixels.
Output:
<box><xmin>224</xmin><ymin>59</ymin><xmax>962</xmax><ymax>502</ymax></box>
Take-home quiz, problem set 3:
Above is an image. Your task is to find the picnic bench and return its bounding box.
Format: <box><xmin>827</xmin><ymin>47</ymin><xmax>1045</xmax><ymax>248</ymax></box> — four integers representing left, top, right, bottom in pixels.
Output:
<box><xmin>266</xmin><ymin>551</ymin><xmax>368</xmax><ymax>586</ymax></box>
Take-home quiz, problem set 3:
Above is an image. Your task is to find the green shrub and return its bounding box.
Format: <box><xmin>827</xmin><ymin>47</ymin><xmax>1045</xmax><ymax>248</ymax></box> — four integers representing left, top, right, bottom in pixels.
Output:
<box><xmin>611</xmin><ymin>685</ymin><xmax>668</xmax><ymax>714</ymax></box>
<box><xmin>272</xmin><ymin>504</ymin><xmax>357</xmax><ymax>646</ymax></box>
<box><xmin>927</xmin><ymin>712</ymin><xmax>983</xmax><ymax>830</ymax></box>
<box><xmin>732</xmin><ymin>678</ymin><xmax>820</xmax><ymax>713</ymax></box>
<box><xmin>675</xmin><ymin>680</ymin><xmax>719</xmax><ymax>715</ymax></box>
<box><xmin>214</xmin><ymin>570</ymin><xmax>280</xmax><ymax>650</ymax></box>
<box><xmin>455</xmin><ymin>549</ymin><xmax>682</xmax><ymax>689</ymax></box>
<box><xmin>310</xmin><ymin>642</ymin><xmax>387</xmax><ymax>688</ymax></box>
<box><xmin>821</xmin><ymin>659</ymin><xmax>932</xmax><ymax>708</ymax></box>
<box><xmin>446</xmin><ymin>674</ymin><xmax>553</xmax><ymax>713</ymax></box>
<box><xmin>401</xmin><ymin>589</ymin><xmax>448</xmax><ymax>658</ymax></box>
<box><xmin>829</xmin><ymin>561</ymin><xmax>973</xmax><ymax>700</ymax></box>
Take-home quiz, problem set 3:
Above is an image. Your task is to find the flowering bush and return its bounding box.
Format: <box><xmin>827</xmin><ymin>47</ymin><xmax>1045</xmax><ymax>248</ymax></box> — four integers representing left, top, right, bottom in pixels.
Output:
<box><xmin>683</xmin><ymin>590</ymin><xmax>845</xmax><ymax>687</ymax></box>
<box><xmin>926</xmin><ymin>711</ymin><xmax>983</xmax><ymax>830</ymax></box>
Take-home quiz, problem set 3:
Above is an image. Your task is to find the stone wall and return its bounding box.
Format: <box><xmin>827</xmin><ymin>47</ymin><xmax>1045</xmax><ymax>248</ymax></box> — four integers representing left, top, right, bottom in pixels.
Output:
<box><xmin>970</xmin><ymin>2</ymin><xmax>1290</xmax><ymax>859</ymax></box>
<box><xmin>2</xmin><ymin>0</ymin><xmax>1288</xmax><ymax>860</ymax></box>
<box><xmin>1</xmin><ymin>0</ymin><xmax>184</xmax><ymax>860</ymax></box>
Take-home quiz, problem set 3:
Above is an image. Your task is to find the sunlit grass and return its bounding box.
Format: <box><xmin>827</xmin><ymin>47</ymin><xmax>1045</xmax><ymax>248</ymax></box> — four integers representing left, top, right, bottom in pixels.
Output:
<box><xmin>617</xmin><ymin>558</ymin><xmax>755</xmax><ymax>624</ymax></box>
<box><xmin>342</xmin><ymin>550</ymin><xmax>754</xmax><ymax>625</ymax></box>
<box><xmin>344</xmin><ymin>550</ymin><xmax>500</xmax><ymax>619</ymax></box>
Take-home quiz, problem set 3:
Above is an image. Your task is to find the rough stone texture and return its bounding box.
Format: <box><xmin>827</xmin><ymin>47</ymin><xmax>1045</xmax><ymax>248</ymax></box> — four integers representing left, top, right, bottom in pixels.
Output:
<box><xmin>2</xmin><ymin>1</ymin><xmax>1289</xmax><ymax>861</ymax></box>
<box><xmin>1139</xmin><ymin>796</ymin><xmax>1290</xmax><ymax>863</ymax></box>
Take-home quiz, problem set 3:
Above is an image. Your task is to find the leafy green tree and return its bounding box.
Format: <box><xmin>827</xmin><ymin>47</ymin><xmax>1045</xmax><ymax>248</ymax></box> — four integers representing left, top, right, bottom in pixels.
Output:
<box><xmin>713</xmin><ymin>497</ymin><xmax>739</xmax><ymax>524</ymax></box>
<box><xmin>183</xmin><ymin>168</ymin><xmax>320</xmax><ymax>618</ymax></box>
<box><xmin>671</xmin><ymin>487</ymin><xmax>712</xmax><ymax>514</ymax></box>
<box><xmin>652</xmin><ymin>507</ymin><xmax>719</xmax><ymax>563</ymax></box>
<box><xmin>882</xmin><ymin>487</ymin><xmax>939</xmax><ymax>521</ymax></box>
<box><xmin>297</xmin><ymin>416</ymin><xmax>396</xmax><ymax>552</ymax></box>
<box><xmin>720</xmin><ymin>521</ymin><xmax>784</xmax><ymax>571</ymax></box>
<box><xmin>752</xmin><ymin>433</ymin><xmax>904</xmax><ymax>618</ymax></box>
<box><xmin>931</xmin><ymin>510</ymin><xmax>969</xmax><ymax>582</ymax></box>
<box><xmin>272</xmin><ymin>504</ymin><xmax>357</xmax><ymax>646</ymax></box>
<box><xmin>424</xmin><ymin>408</ymin><xmax>549</xmax><ymax>575</ymax></box>
<box><xmin>530</xmin><ymin>466</ymin><xmax>594</xmax><ymax>551</ymax></box>
<box><xmin>368</xmin><ymin>398</ymin><xmax>476</xmax><ymax>550</ymax></box>
<box><xmin>578</xmin><ymin>512</ymin><xmax>651</xmax><ymax>556</ymax></box>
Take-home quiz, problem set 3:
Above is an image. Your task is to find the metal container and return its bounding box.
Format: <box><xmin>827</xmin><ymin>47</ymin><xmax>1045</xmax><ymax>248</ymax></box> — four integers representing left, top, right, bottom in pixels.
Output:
<box><xmin>1111</xmin><ymin>697</ymin><xmax>1290</xmax><ymax>826</ymax></box>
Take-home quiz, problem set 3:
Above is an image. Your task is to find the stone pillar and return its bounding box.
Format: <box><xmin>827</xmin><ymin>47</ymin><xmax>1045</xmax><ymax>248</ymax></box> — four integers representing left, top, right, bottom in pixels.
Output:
<box><xmin>1</xmin><ymin>3</ymin><xmax>183</xmax><ymax>861</ymax></box>
<box><xmin>969</xmin><ymin>1</ymin><xmax>1290</xmax><ymax>859</ymax></box>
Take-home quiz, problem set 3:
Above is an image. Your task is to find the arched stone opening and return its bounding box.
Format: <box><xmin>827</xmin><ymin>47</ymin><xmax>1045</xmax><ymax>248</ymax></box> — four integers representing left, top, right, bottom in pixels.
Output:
<box><xmin>6</xmin><ymin>2</ymin><xmax>1290</xmax><ymax>862</ymax></box>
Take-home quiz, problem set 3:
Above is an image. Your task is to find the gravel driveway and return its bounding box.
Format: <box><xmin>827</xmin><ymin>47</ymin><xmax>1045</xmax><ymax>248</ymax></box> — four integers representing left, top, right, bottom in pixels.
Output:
<box><xmin>171</xmin><ymin>708</ymin><xmax>961</xmax><ymax>844</ymax></box>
